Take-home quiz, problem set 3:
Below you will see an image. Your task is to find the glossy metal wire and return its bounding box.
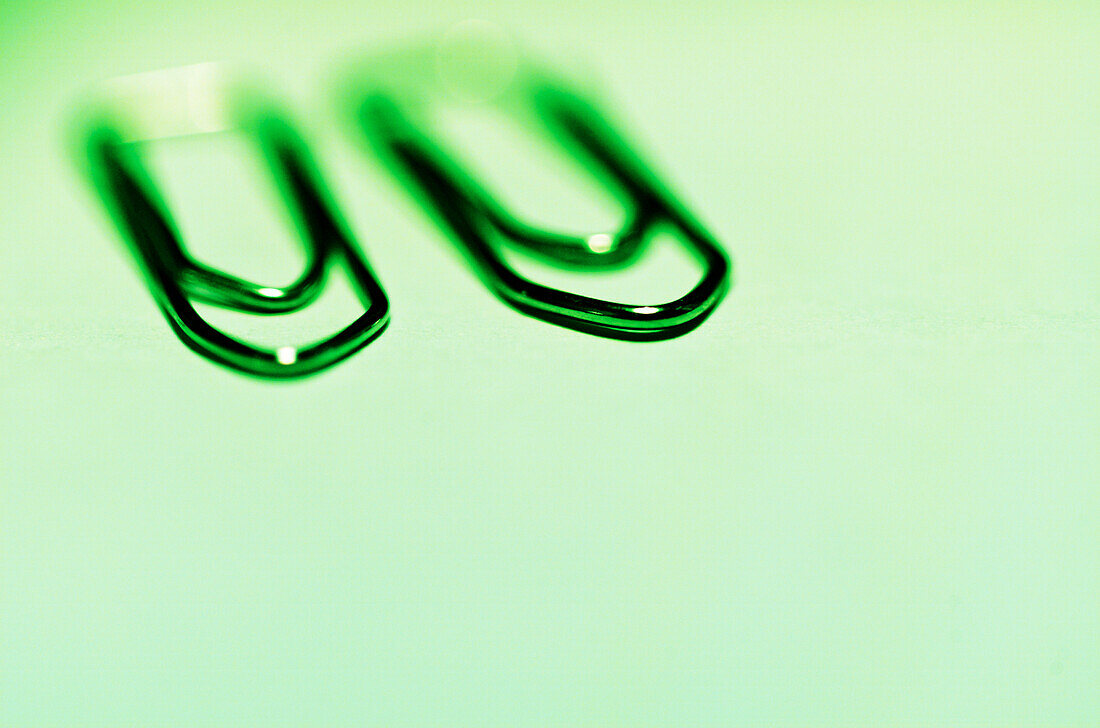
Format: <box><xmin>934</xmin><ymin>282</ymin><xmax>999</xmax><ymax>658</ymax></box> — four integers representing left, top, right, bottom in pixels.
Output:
<box><xmin>349</xmin><ymin>59</ymin><xmax>731</xmax><ymax>341</ymax></box>
<box><xmin>83</xmin><ymin>96</ymin><xmax>389</xmax><ymax>378</ymax></box>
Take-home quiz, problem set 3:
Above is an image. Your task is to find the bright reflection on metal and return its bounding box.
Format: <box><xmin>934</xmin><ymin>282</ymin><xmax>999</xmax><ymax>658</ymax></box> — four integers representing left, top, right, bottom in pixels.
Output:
<box><xmin>586</xmin><ymin>233</ymin><xmax>613</xmax><ymax>253</ymax></box>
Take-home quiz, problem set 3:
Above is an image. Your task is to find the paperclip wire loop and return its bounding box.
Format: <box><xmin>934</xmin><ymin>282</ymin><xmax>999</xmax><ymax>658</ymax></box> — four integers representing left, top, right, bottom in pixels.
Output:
<box><xmin>82</xmin><ymin>82</ymin><xmax>389</xmax><ymax>378</ymax></box>
<box><xmin>347</xmin><ymin>47</ymin><xmax>730</xmax><ymax>341</ymax></box>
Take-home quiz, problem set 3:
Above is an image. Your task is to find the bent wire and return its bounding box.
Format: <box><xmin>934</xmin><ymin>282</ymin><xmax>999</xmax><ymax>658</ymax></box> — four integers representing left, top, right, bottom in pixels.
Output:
<box><xmin>80</xmin><ymin>68</ymin><xmax>388</xmax><ymax>378</ymax></box>
<box><xmin>344</xmin><ymin>45</ymin><xmax>731</xmax><ymax>341</ymax></box>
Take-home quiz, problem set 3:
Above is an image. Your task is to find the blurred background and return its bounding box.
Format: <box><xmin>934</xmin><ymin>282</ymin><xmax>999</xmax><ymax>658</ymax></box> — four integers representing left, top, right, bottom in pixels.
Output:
<box><xmin>1</xmin><ymin>1</ymin><xmax>1097</xmax><ymax>725</ymax></box>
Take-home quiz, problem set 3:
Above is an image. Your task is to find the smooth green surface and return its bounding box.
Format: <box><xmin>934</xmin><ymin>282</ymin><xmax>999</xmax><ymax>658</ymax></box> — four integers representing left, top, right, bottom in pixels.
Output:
<box><xmin>1</xmin><ymin>2</ymin><xmax>1098</xmax><ymax>725</ymax></box>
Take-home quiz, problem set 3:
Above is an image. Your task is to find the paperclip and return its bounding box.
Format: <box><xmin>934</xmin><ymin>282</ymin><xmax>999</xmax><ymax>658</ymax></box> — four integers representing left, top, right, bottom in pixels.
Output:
<box><xmin>80</xmin><ymin>66</ymin><xmax>389</xmax><ymax>378</ymax></box>
<box><xmin>344</xmin><ymin>44</ymin><xmax>731</xmax><ymax>341</ymax></box>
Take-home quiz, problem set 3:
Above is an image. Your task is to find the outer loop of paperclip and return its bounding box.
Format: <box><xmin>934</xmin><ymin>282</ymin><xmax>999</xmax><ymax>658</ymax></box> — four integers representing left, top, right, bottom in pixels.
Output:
<box><xmin>82</xmin><ymin>76</ymin><xmax>388</xmax><ymax>378</ymax></box>
<box><xmin>350</xmin><ymin>62</ymin><xmax>730</xmax><ymax>341</ymax></box>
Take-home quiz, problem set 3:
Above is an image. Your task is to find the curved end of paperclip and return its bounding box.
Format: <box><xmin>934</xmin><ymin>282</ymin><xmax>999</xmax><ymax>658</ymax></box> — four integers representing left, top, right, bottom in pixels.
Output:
<box><xmin>492</xmin><ymin>240</ymin><xmax>730</xmax><ymax>341</ymax></box>
<box><xmin>161</xmin><ymin>292</ymin><xmax>391</xmax><ymax>380</ymax></box>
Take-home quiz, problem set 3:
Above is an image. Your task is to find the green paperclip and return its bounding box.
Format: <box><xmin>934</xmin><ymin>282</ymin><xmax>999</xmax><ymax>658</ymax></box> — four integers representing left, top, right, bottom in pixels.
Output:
<box><xmin>343</xmin><ymin>44</ymin><xmax>731</xmax><ymax>341</ymax></box>
<box><xmin>79</xmin><ymin>69</ymin><xmax>389</xmax><ymax>379</ymax></box>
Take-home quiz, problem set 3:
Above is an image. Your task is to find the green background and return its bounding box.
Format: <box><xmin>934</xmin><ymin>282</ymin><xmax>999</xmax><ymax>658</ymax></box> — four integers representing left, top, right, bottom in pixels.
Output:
<box><xmin>1</xmin><ymin>1</ymin><xmax>1097</xmax><ymax>725</ymax></box>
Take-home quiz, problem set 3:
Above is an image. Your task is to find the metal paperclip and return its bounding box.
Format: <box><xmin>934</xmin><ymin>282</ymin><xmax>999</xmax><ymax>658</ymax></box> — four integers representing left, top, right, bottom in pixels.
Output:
<box><xmin>344</xmin><ymin>43</ymin><xmax>731</xmax><ymax>341</ymax></box>
<box><xmin>80</xmin><ymin>65</ymin><xmax>389</xmax><ymax>378</ymax></box>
